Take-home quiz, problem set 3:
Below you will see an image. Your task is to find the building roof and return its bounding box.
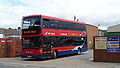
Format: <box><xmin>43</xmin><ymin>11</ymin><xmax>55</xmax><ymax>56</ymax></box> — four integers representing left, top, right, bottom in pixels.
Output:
<box><xmin>0</xmin><ymin>28</ymin><xmax>21</xmax><ymax>36</ymax></box>
<box><xmin>86</xmin><ymin>24</ymin><xmax>98</xmax><ymax>28</ymax></box>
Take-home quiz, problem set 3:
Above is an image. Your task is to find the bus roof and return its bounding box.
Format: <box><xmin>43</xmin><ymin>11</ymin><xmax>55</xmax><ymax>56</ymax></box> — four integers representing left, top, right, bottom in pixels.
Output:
<box><xmin>23</xmin><ymin>15</ymin><xmax>85</xmax><ymax>24</ymax></box>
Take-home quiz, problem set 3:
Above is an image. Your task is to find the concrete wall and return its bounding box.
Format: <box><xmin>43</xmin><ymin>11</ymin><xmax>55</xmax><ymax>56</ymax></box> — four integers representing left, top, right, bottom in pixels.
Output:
<box><xmin>86</xmin><ymin>24</ymin><xmax>99</xmax><ymax>48</ymax></box>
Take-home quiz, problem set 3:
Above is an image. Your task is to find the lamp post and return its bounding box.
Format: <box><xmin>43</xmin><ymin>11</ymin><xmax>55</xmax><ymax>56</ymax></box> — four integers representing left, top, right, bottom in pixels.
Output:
<box><xmin>98</xmin><ymin>24</ymin><xmax>101</xmax><ymax>36</ymax></box>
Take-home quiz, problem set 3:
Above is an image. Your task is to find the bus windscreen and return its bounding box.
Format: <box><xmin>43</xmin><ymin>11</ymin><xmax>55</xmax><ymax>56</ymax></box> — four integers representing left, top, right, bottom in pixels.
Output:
<box><xmin>22</xmin><ymin>37</ymin><xmax>42</xmax><ymax>49</ymax></box>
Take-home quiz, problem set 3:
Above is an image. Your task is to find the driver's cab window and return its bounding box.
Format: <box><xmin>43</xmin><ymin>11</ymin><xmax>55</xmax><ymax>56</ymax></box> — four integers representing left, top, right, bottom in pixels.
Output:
<box><xmin>33</xmin><ymin>21</ymin><xmax>40</xmax><ymax>26</ymax></box>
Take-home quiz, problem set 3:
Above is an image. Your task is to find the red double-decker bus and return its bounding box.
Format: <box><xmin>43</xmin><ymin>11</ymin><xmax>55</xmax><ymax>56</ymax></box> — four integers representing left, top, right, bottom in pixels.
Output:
<box><xmin>21</xmin><ymin>15</ymin><xmax>88</xmax><ymax>59</ymax></box>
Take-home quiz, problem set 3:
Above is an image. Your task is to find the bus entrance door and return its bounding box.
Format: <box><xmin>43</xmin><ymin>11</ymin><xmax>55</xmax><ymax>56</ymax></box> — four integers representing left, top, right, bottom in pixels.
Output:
<box><xmin>43</xmin><ymin>45</ymin><xmax>51</xmax><ymax>58</ymax></box>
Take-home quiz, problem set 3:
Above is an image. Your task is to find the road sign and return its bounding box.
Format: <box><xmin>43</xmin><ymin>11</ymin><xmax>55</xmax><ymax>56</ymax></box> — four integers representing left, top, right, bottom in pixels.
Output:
<box><xmin>107</xmin><ymin>37</ymin><xmax>119</xmax><ymax>52</ymax></box>
<box><xmin>95</xmin><ymin>37</ymin><xmax>107</xmax><ymax>49</ymax></box>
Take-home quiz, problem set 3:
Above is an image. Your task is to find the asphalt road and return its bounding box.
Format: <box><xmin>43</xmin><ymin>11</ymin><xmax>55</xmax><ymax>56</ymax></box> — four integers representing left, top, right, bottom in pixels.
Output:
<box><xmin>0</xmin><ymin>49</ymin><xmax>120</xmax><ymax>68</ymax></box>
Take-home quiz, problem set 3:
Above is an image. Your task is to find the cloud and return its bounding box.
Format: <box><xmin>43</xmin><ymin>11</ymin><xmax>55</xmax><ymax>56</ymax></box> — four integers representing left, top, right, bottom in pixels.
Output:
<box><xmin>0</xmin><ymin>0</ymin><xmax>120</xmax><ymax>29</ymax></box>
<box><xmin>0</xmin><ymin>5</ymin><xmax>32</xmax><ymax>28</ymax></box>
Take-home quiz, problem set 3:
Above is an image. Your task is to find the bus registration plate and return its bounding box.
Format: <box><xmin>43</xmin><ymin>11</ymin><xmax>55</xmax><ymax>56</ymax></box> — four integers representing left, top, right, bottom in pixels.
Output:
<box><xmin>27</xmin><ymin>56</ymin><xmax>32</xmax><ymax>58</ymax></box>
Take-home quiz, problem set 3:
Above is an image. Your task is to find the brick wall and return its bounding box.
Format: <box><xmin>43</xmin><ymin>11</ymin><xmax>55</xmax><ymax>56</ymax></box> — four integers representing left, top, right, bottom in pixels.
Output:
<box><xmin>86</xmin><ymin>24</ymin><xmax>99</xmax><ymax>48</ymax></box>
<box><xmin>0</xmin><ymin>38</ymin><xmax>22</xmax><ymax>58</ymax></box>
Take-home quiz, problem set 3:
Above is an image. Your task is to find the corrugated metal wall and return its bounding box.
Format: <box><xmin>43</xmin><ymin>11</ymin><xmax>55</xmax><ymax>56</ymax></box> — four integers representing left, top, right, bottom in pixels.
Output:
<box><xmin>107</xmin><ymin>24</ymin><xmax>120</xmax><ymax>32</ymax></box>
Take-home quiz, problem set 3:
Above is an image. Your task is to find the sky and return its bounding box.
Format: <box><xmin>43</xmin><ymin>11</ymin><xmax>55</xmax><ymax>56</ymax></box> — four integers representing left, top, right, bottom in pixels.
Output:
<box><xmin>0</xmin><ymin>0</ymin><xmax>120</xmax><ymax>30</ymax></box>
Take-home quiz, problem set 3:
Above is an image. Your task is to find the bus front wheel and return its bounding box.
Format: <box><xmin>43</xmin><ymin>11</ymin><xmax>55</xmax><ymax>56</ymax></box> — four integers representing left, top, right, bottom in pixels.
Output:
<box><xmin>52</xmin><ymin>50</ymin><xmax>57</xmax><ymax>59</ymax></box>
<box><xmin>77</xmin><ymin>48</ymin><xmax>81</xmax><ymax>55</ymax></box>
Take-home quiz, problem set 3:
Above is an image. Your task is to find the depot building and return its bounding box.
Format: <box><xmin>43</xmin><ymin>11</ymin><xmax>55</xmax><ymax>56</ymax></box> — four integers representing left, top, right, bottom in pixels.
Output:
<box><xmin>107</xmin><ymin>24</ymin><xmax>120</xmax><ymax>36</ymax></box>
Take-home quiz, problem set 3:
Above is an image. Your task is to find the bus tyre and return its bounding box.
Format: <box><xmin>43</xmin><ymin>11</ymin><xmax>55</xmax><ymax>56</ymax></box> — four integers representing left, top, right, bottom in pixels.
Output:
<box><xmin>77</xmin><ymin>48</ymin><xmax>81</xmax><ymax>55</ymax></box>
<box><xmin>52</xmin><ymin>51</ymin><xmax>57</xmax><ymax>59</ymax></box>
